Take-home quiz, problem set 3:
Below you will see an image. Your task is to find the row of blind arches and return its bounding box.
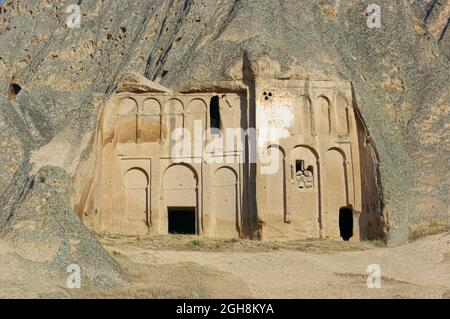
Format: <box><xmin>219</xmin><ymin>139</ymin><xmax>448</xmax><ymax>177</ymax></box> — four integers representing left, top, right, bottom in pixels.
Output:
<box><xmin>297</xmin><ymin>94</ymin><xmax>351</xmax><ymax>136</ymax></box>
<box><xmin>116</xmin><ymin>96</ymin><xmax>221</xmax><ymax>131</ymax></box>
<box><xmin>123</xmin><ymin>164</ymin><xmax>239</xmax><ymax>191</ymax></box>
<box><xmin>116</xmin><ymin>93</ymin><xmax>351</xmax><ymax>136</ymax></box>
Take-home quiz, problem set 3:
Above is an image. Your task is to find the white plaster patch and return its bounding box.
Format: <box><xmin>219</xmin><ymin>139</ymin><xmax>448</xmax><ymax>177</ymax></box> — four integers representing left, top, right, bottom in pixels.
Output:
<box><xmin>256</xmin><ymin>101</ymin><xmax>294</xmax><ymax>148</ymax></box>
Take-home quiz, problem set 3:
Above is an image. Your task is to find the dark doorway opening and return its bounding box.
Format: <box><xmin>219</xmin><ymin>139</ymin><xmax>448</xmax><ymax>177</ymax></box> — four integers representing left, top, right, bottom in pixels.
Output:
<box><xmin>339</xmin><ymin>207</ymin><xmax>353</xmax><ymax>241</ymax></box>
<box><xmin>295</xmin><ymin>160</ymin><xmax>304</xmax><ymax>173</ymax></box>
<box><xmin>168</xmin><ymin>207</ymin><xmax>196</xmax><ymax>235</ymax></box>
<box><xmin>210</xmin><ymin>95</ymin><xmax>221</xmax><ymax>134</ymax></box>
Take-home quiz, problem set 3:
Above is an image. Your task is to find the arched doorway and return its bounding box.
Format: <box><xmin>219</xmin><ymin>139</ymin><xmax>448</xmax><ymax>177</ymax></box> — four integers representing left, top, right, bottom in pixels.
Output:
<box><xmin>339</xmin><ymin>206</ymin><xmax>353</xmax><ymax>241</ymax></box>
<box><xmin>163</xmin><ymin>164</ymin><xmax>198</xmax><ymax>235</ymax></box>
<box><xmin>325</xmin><ymin>148</ymin><xmax>348</xmax><ymax>239</ymax></box>
<box><xmin>123</xmin><ymin>168</ymin><xmax>149</xmax><ymax>235</ymax></box>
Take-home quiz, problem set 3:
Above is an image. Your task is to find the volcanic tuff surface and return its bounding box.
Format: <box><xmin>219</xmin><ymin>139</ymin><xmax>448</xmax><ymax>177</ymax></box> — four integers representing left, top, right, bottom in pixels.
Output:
<box><xmin>0</xmin><ymin>0</ymin><xmax>449</xmax><ymax>285</ymax></box>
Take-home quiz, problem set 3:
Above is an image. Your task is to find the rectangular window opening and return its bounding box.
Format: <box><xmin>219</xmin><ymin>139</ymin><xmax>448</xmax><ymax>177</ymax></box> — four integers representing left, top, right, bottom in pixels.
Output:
<box><xmin>296</xmin><ymin>160</ymin><xmax>304</xmax><ymax>173</ymax></box>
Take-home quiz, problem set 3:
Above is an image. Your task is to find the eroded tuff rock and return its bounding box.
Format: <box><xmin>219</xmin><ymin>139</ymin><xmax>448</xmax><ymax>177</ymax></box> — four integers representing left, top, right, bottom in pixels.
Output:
<box><xmin>0</xmin><ymin>166</ymin><xmax>122</xmax><ymax>288</ymax></box>
<box><xmin>0</xmin><ymin>0</ymin><xmax>448</xmax><ymax>281</ymax></box>
<box><xmin>412</xmin><ymin>0</ymin><xmax>450</xmax><ymax>59</ymax></box>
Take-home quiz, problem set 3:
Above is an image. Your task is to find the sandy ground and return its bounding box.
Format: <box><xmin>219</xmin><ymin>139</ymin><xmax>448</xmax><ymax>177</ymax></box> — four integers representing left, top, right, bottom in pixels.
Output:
<box><xmin>0</xmin><ymin>233</ymin><xmax>449</xmax><ymax>298</ymax></box>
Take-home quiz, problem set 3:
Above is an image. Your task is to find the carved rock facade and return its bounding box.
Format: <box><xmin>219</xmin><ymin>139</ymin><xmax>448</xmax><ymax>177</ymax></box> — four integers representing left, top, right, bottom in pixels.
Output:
<box><xmin>71</xmin><ymin>72</ymin><xmax>384</xmax><ymax>241</ymax></box>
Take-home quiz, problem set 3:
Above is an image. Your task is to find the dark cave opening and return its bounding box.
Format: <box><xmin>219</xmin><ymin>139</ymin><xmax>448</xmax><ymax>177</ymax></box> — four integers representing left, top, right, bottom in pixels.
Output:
<box><xmin>339</xmin><ymin>207</ymin><xmax>353</xmax><ymax>241</ymax></box>
<box><xmin>168</xmin><ymin>207</ymin><xmax>196</xmax><ymax>235</ymax></box>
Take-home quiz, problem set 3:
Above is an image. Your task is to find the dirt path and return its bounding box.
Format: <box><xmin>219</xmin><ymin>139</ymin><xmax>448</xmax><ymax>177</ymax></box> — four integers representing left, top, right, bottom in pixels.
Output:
<box><xmin>1</xmin><ymin>233</ymin><xmax>449</xmax><ymax>298</ymax></box>
<box><xmin>101</xmin><ymin>233</ymin><xmax>450</xmax><ymax>298</ymax></box>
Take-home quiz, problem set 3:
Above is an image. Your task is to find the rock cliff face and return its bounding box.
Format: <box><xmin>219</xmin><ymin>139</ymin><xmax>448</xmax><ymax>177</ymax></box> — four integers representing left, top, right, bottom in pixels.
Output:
<box><xmin>0</xmin><ymin>0</ymin><xmax>448</xmax><ymax>279</ymax></box>
<box><xmin>412</xmin><ymin>0</ymin><xmax>450</xmax><ymax>58</ymax></box>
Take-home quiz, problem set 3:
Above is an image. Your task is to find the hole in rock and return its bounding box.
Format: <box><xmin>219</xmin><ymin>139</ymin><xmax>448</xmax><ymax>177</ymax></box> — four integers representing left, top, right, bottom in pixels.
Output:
<box><xmin>11</xmin><ymin>83</ymin><xmax>21</xmax><ymax>95</ymax></box>
<box><xmin>339</xmin><ymin>207</ymin><xmax>353</xmax><ymax>241</ymax></box>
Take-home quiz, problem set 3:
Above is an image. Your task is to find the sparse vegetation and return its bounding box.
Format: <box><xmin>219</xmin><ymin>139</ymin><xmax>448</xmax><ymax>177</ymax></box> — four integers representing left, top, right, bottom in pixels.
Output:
<box><xmin>111</xmin><ymin>250</ymin><xmax>121</xmax><ymax>257</ymax></box>
<box><xmin>99</xmin><ymin>234</ymin><xmax>378</xmax><ymax>253</ymax></box>
<box><xmin>409</xmin><ymin>220</ymin><xmax>450</xmax><ymax>241</ymax></box>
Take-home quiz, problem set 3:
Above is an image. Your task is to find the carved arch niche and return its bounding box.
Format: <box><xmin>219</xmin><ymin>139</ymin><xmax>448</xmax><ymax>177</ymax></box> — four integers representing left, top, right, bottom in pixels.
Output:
<box><xmin>140</xmin><ymin>98</ymin><xmax>161</xmax><ymax>142</ymax></box>
<box><xmin>212</xmin><ymin>167</ymin><xmax>240</xmax><ymax>238</ymax></box>
<box><xmin>287</xmin><ymin>146</ymin><xmax>320</xmax><ymax>235</ymax></box>
<box><xmin>315</xmin><ymin>96</ymin><xmax>331</xmax><ymax>135</ymax></box>
<box><xmin>325</xmin><ymin>148</ymin><xmax>349</xmax><ymax>239</ymax></box>
<box><xmin>122</xmin><ymin>167</ymin><xmax>149</xmax><ymax>235</ymax></box>
<box><xmin>265</xmin><ymin>145</ymin><xmax>287</xmax><ymax>223</ymax></box>
<box><xmin>115</xmin><ymin>98</ymin><xmax>138</xmax><ymax>143</ymax></box>
<box><xmin>185</xmin><ymin>98</ymin><xmax>207</xmax><ymax>149</ymax></box>
<box><xmin>162</xmin><ymin>99</ymin><xmax>184</xmax><ymax>142</ymax></box>
<box><xmin>336</xmin><ymin>93</ymin><xmax>350</xmax><ymax>136</ymax></box>
<box><xmin>299</xmin><ymin>95</ymin><xmax>313</xmax><ymax>136</ymax></box>
<box><xmin>163</xmin><ymin>163</ymin><xmax>199</xmax><ymax>233</ymax></box>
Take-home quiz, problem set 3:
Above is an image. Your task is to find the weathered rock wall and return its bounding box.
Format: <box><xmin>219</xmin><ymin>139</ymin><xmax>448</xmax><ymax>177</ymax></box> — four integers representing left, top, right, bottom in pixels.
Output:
<box><xmin>0</xmin><ymin>0</ymin><xmax>448</xmax><ymax>262</ymax></box>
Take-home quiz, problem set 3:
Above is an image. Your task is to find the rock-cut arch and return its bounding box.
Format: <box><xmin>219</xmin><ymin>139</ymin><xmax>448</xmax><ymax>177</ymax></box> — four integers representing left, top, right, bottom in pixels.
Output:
<box><xmin>116</xmin><ymin>98</ymin><xmax>138</xmax><ymax>143</ymax></box>
<box><xmin>213</xmin><ymin>166</ymin><xmax>239</xmax><ymax>237</ymax></box>
<box><xmin>288</xmin><ymin>145</ymin><xmax>320</xmax><ymax>236</ymax></box>
<box><xmin>124</xmin><ymin>167</ymin><xmax>149</xmax><ymax>187</ymax></box>
<box><xmin>117</xmin><ymin>97</ymin><xmax>138</xmax><ymax>116</ymax></box>
<box><xmin>163</xmin><ymin>163</ymin><xmax>198</xmax><ymax>223</ymax></box>
<box><xmin>325</xmin><ymin>148</ymin><xmax>349</xmax><ymax>239</ymax></box>
<box><xmin>336</xmin><ymin>93</ymin><xmax>350</xmax><ymax>135</ymax></box>
<box><xmin>141</xmin><ymin>98</ymin><xmax>161</xmax><ymax>142</ymax></box>
<box><xmin>265</xmin><ymin>145</ymin><xmax>287</xmax><ymax>223</ymax></box>
<box><xmin>122</xmin><ymin>167</ymin><xmax>149</xmax><ymax>235</ymax></box>
<box><xmin>162</xmin><ymin>99</ymin><xmax>184</xmax><ymax>142</ymax></box>
<box><xmin>163</xmin><ymin>163</ymin><xmax>199</xmax><ymax>234</ymax></box>
<box><xmin>298</xmin><ymin>95</ymin><xmax>313</xmax><ymax>136</ymax></box>
<box><xmin>315</xmin><ymin>96</ymin><xmax>331</xmax><ymax>135</ymax></box>
<box><xmin>185</xmin><ymin>98</ymin><xmax>207</xmax><ymax>149</ymax></box>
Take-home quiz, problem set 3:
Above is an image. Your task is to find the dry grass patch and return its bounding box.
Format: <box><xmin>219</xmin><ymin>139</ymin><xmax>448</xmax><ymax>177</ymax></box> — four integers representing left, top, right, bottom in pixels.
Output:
<box><xmin>409</xmin><ymin>220</ymin><xmax>450</xmax><ymax>241</ymax></box>
<box><xmin>98</xmin><ymin>234</ymin><xmax>381</xmax><ymax>254</ymax></box>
